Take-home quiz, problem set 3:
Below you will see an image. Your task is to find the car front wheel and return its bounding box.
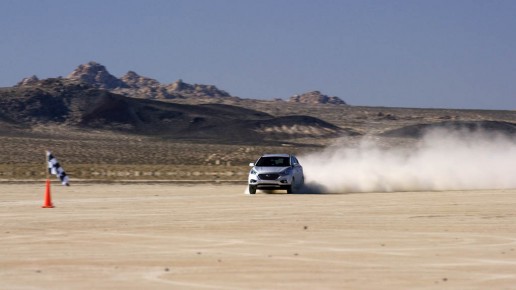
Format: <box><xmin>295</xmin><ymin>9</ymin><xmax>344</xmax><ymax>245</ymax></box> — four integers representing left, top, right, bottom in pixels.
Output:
<box><xmin>286</xmin><ymin>178</ymin><xmax>294</xmax><ymax>194</ymax></box>
<box><xmin>249</xmin><ymin>185</ymin><xmax>257</xmax><ymax>194</ymax></box>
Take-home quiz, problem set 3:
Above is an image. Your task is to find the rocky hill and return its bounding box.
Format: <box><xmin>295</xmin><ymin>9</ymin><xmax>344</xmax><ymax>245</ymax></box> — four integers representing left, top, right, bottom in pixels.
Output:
<box><xmin>66</xmin><ymin>62</ymin><xmax>127</xmax><ymax>89</ymax></box>
<box><xmin>2</xmin><ymin>78</ymin><xmax>351</xmax><ymax>144</ymax></box>
<box><xmin>289</xmin><ymin>91</ymin><xmax>347</xmax><ymax>105</ymax></box>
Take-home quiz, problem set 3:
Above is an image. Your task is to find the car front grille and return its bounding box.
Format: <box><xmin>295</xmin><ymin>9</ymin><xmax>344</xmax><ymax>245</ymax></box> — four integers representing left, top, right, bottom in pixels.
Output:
<box><xmin>258</xmin><ymin>173</ymin><xmax>280</xmax><ymax>180</ymax></box>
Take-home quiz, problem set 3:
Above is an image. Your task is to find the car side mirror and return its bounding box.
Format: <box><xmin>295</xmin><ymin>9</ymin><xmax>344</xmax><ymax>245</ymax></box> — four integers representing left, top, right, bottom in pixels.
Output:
<box><xmin>249</xmin><ymin>163</ymin><xmax>255</xmax><ymax>167</ymax></box>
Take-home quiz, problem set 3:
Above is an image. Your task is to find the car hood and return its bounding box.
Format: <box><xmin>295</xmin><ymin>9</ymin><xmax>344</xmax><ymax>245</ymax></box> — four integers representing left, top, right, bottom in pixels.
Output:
<box><xmin>253</xmin><ymin>166</ymin><xmax>290</xmax><ymax>174</ymax></box>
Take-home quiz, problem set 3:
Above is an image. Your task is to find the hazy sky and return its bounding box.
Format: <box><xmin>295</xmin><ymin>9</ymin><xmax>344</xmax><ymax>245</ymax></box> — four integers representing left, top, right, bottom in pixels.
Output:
<box><xmin>1</xmin><ymin>0</ymin><xmax>515</xmax><ymax>110</ymax></box>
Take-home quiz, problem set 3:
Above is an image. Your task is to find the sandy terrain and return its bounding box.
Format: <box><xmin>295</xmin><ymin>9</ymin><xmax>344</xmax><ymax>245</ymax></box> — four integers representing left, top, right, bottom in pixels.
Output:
<box><xmin>1</xmin><ymin>183</ymin><xmax>516</xmax><ymax>289</ymax></box>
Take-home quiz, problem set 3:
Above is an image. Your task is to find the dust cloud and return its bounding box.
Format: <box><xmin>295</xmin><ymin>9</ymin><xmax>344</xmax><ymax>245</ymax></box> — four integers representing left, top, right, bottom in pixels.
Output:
<box><xmin>301</xmin><ymin>129</ymin><xmax>516</xmax><ymax>193</ymax></box>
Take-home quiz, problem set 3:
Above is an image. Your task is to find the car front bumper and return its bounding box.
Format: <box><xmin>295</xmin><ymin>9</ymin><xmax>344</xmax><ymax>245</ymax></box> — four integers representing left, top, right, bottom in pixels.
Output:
<box><xmin>248</xmin><ymin>174</ymin><xmax>293</xmax><ymax>188</ymax></box>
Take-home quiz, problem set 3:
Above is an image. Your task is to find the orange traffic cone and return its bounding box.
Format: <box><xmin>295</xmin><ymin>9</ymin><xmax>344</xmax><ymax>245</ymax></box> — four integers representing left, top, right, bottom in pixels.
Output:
<box><xmin>42</xmin><ymin>178</ymin><xmax>54</xmax><ymax>208</ymax></box>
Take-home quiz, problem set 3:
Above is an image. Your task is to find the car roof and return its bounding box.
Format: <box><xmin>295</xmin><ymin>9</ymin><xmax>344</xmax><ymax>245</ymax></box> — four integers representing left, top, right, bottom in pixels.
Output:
<box><xmin>261</xmin><ymin>154</ymin><xmax>291</xmax><ymax>158</ymax></box>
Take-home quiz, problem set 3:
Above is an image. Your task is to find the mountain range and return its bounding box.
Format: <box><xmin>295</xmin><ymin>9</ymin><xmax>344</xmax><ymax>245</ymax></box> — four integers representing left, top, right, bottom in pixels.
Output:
<box><xmin>17</xmin><ymin>61</ymin><xmax>347</xmax><ymax>105</ymax></box>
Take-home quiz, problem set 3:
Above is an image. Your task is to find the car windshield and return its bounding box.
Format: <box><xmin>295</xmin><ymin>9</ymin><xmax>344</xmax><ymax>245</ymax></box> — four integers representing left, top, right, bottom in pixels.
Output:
<box><xmin>255</xmin><ymin>156</ymin><xmax>290</xmax><ymax>167</ymax></box>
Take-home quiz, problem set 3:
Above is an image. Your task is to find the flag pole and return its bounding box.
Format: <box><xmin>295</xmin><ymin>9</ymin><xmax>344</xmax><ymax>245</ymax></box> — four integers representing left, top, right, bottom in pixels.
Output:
<box><xmin>45</xmin><ymin>150</ymin><xmax>49</xmax><ymax>180</ymax></box>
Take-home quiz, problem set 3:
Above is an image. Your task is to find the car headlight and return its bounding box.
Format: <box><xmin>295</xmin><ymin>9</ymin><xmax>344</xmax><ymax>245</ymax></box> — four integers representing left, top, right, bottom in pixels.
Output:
<box><xmin>279</xmin><ymin>168</ymin><xmax>292</xmax><ymax>176</ymax></box>
<box><xmin>250</xmin><ymin>169</ymin><xmax>257</xmax><ymax>175</ymax></box>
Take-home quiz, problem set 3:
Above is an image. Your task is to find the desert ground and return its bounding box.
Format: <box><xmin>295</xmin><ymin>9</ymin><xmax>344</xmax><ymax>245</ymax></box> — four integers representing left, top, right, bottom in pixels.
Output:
<box><xmin>1</xmin><ymin>182</ymin><xmax>516</xmax><ymax>289</ymax></box>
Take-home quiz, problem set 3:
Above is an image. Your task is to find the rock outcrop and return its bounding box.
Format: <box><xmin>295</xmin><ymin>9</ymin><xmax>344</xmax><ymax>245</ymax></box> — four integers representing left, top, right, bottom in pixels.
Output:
<box><xmin>62</xmin><ymin>62</ymin><xmax>233</xmax><ymax>100</ymax></box>
<box><xmin>66</xmin><ymin>61</ymin><xmax>127</xmax><ymax>89</ymax></box>
<box><xmin>16</xmin><ymin>75</ymin><xmax>40</xmax><ymax>87</ymax></box>
<box><xmin>115</xmin><ymin>71</ymin><xmax>174</xmax><ymax>99</ymax></box>
<box><xmin>121</xmin><ymin>71</ymin><xmax>161</xmax><ymax>88</ymax></box>
<box><xmin>165</xmin><ymin>80</ymin><xmax>231</xmax><ymax>98</ymax></box>
<box><xmin>289</xmin><ymin>91</ymin><xmax>347</xmax><ymax>105</ymax></box>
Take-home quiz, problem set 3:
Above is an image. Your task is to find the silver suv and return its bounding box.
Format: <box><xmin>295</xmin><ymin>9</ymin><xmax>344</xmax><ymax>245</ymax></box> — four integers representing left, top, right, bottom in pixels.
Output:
<box><xmin>248</xmin><ymin>154</ymin><xmax>304</xmax><ymax>194</ymax></box>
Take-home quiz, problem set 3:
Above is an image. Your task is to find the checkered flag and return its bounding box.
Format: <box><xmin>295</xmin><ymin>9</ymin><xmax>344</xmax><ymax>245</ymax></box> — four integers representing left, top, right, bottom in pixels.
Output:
<box><xmin>47</xmin><ymin>151</ymin><xmax>70</xmax><ymax>186</ymax></box>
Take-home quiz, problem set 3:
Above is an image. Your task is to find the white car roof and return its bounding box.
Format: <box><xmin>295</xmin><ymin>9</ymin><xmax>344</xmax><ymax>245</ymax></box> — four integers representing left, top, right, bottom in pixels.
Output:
<box><xmin>261</xmin><ymin>154</ymin><xmax>291</xmax><ymax>157</ymax></box>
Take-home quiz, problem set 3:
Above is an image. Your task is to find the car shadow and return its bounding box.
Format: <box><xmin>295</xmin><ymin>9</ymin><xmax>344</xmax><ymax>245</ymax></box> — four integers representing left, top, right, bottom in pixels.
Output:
<box><xmin>256</xmin><ymin>182</ymin><xmax>362</xmax><ymax>195</ymax></box>
<box><xmin>256</xmin><ymin>186</ymin><xmax>324</xmax><ymax>195</ymax></box>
